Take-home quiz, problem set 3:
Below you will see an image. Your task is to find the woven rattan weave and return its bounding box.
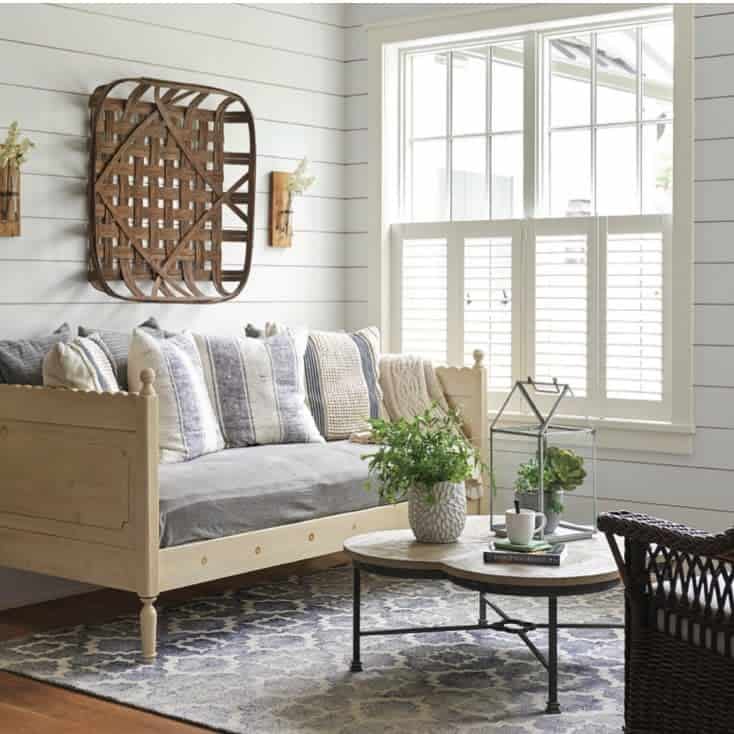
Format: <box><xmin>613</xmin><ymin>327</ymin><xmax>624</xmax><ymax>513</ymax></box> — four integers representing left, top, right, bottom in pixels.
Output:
<box><xmin>88</xmin><ymin>78</ymin><xmax>256</xmax><ymax>303</ymax></box>
<box><xmin>598</xmin><ymin>511</ymin><xmax>734</xmax><ymax>734</ymax></box>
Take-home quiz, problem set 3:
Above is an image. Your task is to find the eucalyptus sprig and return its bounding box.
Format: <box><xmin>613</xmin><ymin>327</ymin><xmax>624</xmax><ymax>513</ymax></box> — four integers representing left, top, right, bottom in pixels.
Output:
<box><xmin>0</xmin><ymin>122</ymin><xmax>34</xmax><ymax>168</ymax></box>
<box><xmin>287</xmin><ymin>157</ymin><xmax>315</xmax><ymax>195</ymax></box>
<box><xmin>362</xmin><ymin>405</ymin><xmax>484</xmax><ymax>506</ymax></box>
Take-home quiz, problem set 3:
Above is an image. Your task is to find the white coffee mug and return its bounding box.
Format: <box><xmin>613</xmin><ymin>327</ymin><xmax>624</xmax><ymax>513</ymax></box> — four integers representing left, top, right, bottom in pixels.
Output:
<box><xmin>505</xmin><ymin>509</ymin><xmax>546</xmax><ymax>545</ymax></box>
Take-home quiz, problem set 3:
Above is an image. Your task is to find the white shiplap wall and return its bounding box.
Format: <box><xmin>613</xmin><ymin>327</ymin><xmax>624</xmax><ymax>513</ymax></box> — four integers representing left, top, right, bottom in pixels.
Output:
<box><xmin>0</xmin><ymin>3</ymin><xmax>357</xmax><ymax>609</ymax></box>
<box><xmin>344</xmin><ymin>4</ymin><xmax>734</xmax><ymax>531</ymax></box>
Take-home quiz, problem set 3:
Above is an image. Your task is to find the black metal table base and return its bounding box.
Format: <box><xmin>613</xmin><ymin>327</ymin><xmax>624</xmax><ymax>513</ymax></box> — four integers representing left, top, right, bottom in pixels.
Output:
<box><xmin>349</xmin><ymin>564</ymin><xmax>622</xmax><ymax>715</ymax></box>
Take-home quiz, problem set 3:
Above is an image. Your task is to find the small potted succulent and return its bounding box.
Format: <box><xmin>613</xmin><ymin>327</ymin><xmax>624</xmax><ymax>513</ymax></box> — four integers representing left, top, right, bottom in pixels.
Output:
<box><xmin>362</xmin><ymin>406</ymin><xmax>484</xmax><ymax>543</ymax></box>
<box><xmin>514</xmin><ymin>445</ymin><xmax>586</xmax><ymax>534</ymax></box>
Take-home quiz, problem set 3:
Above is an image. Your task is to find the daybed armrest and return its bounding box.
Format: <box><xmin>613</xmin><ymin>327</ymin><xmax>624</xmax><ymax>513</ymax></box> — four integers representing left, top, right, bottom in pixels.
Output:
<box><xmin>598</xmin><ymin>510</ymin><xmax>734</xmax><ymax>557</ymax></box>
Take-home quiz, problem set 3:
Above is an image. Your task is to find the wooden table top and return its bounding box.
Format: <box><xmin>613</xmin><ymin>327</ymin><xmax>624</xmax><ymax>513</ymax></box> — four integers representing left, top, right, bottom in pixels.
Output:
<box><xmin>344</xmin><ymin>516</ymin><xmax>620</xmax><ymax>593</ymax></box>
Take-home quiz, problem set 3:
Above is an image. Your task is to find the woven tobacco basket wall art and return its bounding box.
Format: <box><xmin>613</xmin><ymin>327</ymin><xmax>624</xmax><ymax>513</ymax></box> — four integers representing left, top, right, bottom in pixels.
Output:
<box><xmin>88</xmin><ymin>78</ymin><xmax>256</xmax><ymax>303</ymax></box>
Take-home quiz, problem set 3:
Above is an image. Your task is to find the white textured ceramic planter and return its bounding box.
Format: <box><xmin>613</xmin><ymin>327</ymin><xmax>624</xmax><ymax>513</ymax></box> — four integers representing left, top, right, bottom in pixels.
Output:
<box><xmin>408</xmin><ymin>481</ymin><xmax>467</xmax><ymax>543</ymax></box>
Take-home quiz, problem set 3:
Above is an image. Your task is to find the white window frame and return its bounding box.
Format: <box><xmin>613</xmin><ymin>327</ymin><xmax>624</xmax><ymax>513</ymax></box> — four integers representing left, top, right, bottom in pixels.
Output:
<box><xmin>368</xmin><ymin>4</ymin><xmax>694</xmax><ymax>454</ymax></box>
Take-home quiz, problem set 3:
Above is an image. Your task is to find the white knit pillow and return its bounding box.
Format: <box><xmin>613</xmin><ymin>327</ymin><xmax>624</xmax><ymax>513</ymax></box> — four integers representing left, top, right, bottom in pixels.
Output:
<box><xmin>128</xmin><ymin>330</ymin><xmax>224</xmax><ymax>463</ymax></box>
<box><xmin>304</xmin><ymin>327</ymin><xmax>382</xmax><ymax>440</ymax></box>
<box><xmin>42</xmin><ymin>334</ymin><xmax>119</xmax><ymax>392</ymax></box>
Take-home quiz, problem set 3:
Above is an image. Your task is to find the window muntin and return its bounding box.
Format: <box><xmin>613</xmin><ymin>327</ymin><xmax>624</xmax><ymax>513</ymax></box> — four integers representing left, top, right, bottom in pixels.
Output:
<box><xmin>403</xmin><ymin>40</ymin><xmax>524</xmax><ymax>223</ymax></box>
<box><xmin>542</xmin><ymin>20</ymin><xmax>674</xmax><ymax>217</ymax></box>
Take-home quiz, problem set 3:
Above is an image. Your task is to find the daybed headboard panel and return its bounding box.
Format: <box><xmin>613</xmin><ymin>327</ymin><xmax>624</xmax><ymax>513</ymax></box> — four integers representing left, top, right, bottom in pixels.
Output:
<box><xmin>435</xmin><ymin>350</ymin><xmax>489</xmax><ymax>513</ymax></box>
<box><xmin>0</xmin><ymin>382</ymin><xmax>159</xmax><ymax>594</ymax></box>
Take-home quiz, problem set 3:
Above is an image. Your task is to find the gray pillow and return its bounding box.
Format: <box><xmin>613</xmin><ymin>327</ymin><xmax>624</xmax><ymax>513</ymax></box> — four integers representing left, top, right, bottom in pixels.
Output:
<box><xmin>0</xmin><ymin>324</ymin><xmax>71</xmax><ymax>385</ymax></box>
<box><xmin>78</xmin><ymin>317</ymin><xmax>170</xmax><ymax>390</ymax></box>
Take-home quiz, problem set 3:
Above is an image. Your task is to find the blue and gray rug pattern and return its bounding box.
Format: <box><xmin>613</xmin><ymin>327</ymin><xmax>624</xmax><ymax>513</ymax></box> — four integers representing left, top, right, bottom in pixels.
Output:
<box><xmin>0</xmin><ymin>568</ymin><xmax>624</xmax><ymax>733</ymax></box>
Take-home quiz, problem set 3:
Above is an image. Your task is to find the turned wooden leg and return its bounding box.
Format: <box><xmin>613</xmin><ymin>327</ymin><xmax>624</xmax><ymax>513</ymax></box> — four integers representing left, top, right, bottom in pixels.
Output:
<box><xmin>139</xmin><ymin>595</ymin><xmax>158</xmax><ymax>660</ymax></box>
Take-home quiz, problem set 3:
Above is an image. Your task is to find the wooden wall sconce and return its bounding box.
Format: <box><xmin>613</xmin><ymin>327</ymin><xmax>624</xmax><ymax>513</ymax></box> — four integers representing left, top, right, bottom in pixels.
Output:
<box><xmin>0</xmin><ymin>164</ymin><xmax>20</xmax><ymax>237</ymax></box>
<box><xmin>269</xmin><ymin>158</ymin><xmax>314</xmax><ymax>248</ymax></box>
<box><xmin>270</xmin><ymin>171</ymin><xmax>292</xmax><ymax>248</ymax></box>
<box><xmin>0</xmin><ymin>122</ymin><xmax>33</xmax><ymax>237</ymax></box>
<box><xmin>88</xmin><ymin>77</ymin><xmax>256</xmax><ymax>303</ymax></box>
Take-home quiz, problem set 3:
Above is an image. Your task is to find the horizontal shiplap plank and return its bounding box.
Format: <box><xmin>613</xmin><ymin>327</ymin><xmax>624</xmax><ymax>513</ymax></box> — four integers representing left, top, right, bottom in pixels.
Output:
<box><xmin>80</xmin><ymin>3</ymin><xmax>346</xmax><ymax>62</ymax></box>
<box><xmin>344</xmin><ymin>267</ymin><xmax>368</xmax><ymax>303</ymax></box>
<box><xmin>345</xmin><ymin>94</ymin><xmax>368</xmax><ymax>133</ymax></box>
<box><xmin>345</xmin><ymin>198</ymin><xmax>368</xmax><ymax>233</ymax></box>
<box><xmin>0</xmin><ymin>218</ymin><xmax>351</xmax><ymax>268</ymax></box>
<box><xmin>695</xmin><ymin>263</ymin><xmax>734</xmax><ymax>302</ymax></box>
<box><xmin>345</xmin><ymin>301</ymin><xmax>369</xmax><ymax>331</ymax></box>
<box><xmin>696</xmin><ymin>98</ymin><xmax>734</xmax><ymax>139</ymax></box>
<box><xmin>696</xmin><ymin>55</ymin><xmax>734</xmax><ymax>99</ymax></box>
<box><xmin>695</xmin><ymin>12</ymin><xmax>734</xmax><ymax>57</ymax></box>
<box><xmin>18</xmin><ymin>175</ymin><xmax>347</xmax><ymax>232</ymax></box>
<box><xmin>694</xmin><ymin>180</ymin><xmax>734</xmax><ymax>220</ymax></box>
<box><xmin>346</xmin><ymin>59</ymin><xmax>368</xmax><ymax>96</ymax></box>
<box><xmin>9</xmin><ymin>128</ymin><xmax>346</xmax><ymax>199</ymax></box>
<box><xmin>695</xmin><ymin>4</ymin><xmax>734</xmax><ymax>19</ymax></box>
<box><xmin>0</xmin><ymin>301</ymin><xmax>345</xmax><ymax>341</ymax></box>
<box><xmin>346</xmin><ymin>129</ymin><xmax>368</xmax><ymax>164</ymax></box>
<box><xmin>346</xmin><ymin>162</ymin><xmax>368</xmax><ymax>198</ymax></box>
<box><xmin>345</xmin><ymin>27</ymin><xmax>368</xmax><ymax>62</ymax></box>
<box><xmin>694</xmin><ymin>222</ymin><xmax>734</xmax><ymax>261</ymax></box>
<box><xmin>254</xmin><ymin>3</ymin><xmax>347</xmax><ymax>27</ymax></box>
<box><xmin>696</xmin><ymin>138</ymin><xmax>734</xmax><ymax>180</ymax></box>
<box><xmin>694</xmin><ymin>304</ymin><xmax>734</xmax><ymax>344</ymax></box>
<box><xmin>695</xmin><ymin>345</ymin><xmax>734</xmax><ymax>387</ymax></box>
<box><xmin>0</xmin><ymin>83</ymin><xmax>344</xmax><ymax>164</ymax></box>
<box><xmin>0</xmin><ymin>261</ymin><xmax>346</xmax><ymax>304</ymax></box>
<box><xmin>345</xmin><ymin>233</ymin><xmax>369</xmax><ymax>267</ymax></box>
<box><xmin>0</xmin><ymin>42</ymin><xmax>342</xmax><ymax>133</ymax></box>
<box><xmin>0</xmin><ymin>5</ymin><xmax>343</xmax><ymax>96</ymax></box>
<box><xmin>695</xmin><ymin>385</ymin><xmax>734</xmax><ymax>428</ymax></box>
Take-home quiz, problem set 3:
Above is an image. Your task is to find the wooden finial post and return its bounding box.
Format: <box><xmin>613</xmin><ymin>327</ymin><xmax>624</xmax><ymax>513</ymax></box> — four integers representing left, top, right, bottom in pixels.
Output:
<box><xmin>473</xmin><ymin>350</ymin><xmax>485</xmax><ymax>369</ymax></box>
<box><xmin>140</xmin><ymin>369</ymin><xmax>156</xmax><ymax>397</ymax></box>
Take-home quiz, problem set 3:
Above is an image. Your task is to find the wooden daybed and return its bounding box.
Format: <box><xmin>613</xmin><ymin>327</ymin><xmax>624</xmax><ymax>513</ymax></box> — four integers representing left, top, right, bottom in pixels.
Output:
<box><xmin>0</xmin><ymin>353</ymin><xmax>488</xmax><ymax>659</ymax></box>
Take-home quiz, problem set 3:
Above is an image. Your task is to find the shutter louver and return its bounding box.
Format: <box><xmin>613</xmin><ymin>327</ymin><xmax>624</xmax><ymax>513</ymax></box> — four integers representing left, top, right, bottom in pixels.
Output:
<box><xmin>401</xmin><ymin>238</ymin><xmax>448</xmax><ymax>363</ymax></box>
<box><xmin>535</xmin><ymin>233</ymin><xmax>588</xmax><ymax>396</ymax></box>
<box><xmin>463</xmin><ymin>236</ymin><xmax>513</xmax><ymax>390</ymax></box>
<box><xmin>606</xmin><ymin>231</ymin><xmax>663</xmax><ymax>401</ymax></box>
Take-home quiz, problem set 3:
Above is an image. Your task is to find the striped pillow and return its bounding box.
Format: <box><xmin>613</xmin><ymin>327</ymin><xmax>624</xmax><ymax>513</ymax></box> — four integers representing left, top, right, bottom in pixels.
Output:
<box><xmin>195</xmin><ymin>331</ymin><xmax>323</xmax><ymax>447</ymax></box>
<box><xmin>128</xmin><ymin>330</ymin><xmax>224</xmax><ymax>463</ymax></box>
<box><xmin>304</xmin><ymin>327</ymin><xmax>382</xmax><ymax>440</ymax></box>
<box><xmin>42</xmin><ymin>334</ymin><xmax>119</xmax><ymax>392</ymax></box>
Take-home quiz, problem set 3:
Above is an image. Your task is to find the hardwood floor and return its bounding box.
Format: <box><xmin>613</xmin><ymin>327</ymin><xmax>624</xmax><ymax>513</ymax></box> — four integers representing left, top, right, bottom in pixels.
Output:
<box><xmin>0</xmin><ymin>553</ymin><xmax>347</xmax><ymax>733</ymax></box>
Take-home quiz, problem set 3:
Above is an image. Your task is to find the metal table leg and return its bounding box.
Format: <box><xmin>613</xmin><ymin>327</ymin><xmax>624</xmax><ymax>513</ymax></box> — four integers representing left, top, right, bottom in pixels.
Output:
<box><xmin>479</xmin><ymin>592</ymin><xmax>488</xmax><ymax>627</ymax></box>
<box><xmin>350</xmin><ymin>564</ymin><xmax>363</xmax><ymax>672</ymax></box>
<box><xmin>546</xmin><ymin>595</ymin><xmax>561</xmax><ymax>714</ymax></box>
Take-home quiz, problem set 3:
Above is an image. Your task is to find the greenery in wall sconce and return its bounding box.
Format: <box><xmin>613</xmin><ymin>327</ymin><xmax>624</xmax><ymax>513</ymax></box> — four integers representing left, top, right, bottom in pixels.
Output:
<box><xmin>0</xmin><ymin>122</ymin><xmax>34</xmax><ymax>237</ymax></box>
<box><xmin>270</xmin><ymin>157</ymin><xmax>316</xmax><ymax>248</ymax></box>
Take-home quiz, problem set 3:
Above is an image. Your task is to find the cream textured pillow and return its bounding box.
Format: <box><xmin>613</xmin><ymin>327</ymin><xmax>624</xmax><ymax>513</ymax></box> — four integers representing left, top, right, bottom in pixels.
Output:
<box><xmin>195</xmin><ymin>330</ymin><xmax>323</xmax><ymax>447</ymax></box>
<box><xmin>42</xmin><ymin>334</ymin><xmax>119</xmax><ymax>392</ymax></box>
<box><xmin>304</xmin><ymin>326</ymin><xmax>382</xmax><ymax>440</ymax></box>
<box><xmin>128</xmin><ymin>329</ymin><xmax>224</xmax><ymax>463</ymax></box>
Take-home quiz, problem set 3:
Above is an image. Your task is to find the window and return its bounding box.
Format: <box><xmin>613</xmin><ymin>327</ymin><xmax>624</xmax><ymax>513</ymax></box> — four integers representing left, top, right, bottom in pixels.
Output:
<box><xmin>387</xmin><ymin>7</ymin><xmax>688</xmax><ymax>431</ymax></box>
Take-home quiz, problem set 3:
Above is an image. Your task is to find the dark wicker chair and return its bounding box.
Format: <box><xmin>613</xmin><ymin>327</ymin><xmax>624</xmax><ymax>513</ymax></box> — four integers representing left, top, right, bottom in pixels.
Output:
<box><xmin>597</xmin><ymin>511</ymin><xmax>734</xmax><ymax>734</ymax></box>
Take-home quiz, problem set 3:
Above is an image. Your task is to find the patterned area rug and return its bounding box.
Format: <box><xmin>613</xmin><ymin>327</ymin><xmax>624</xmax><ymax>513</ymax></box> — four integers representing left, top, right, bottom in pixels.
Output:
<box><xmin>0</xmin><ymin>567</ymin><xmax>625</xmax><ymax>733</ymax></box>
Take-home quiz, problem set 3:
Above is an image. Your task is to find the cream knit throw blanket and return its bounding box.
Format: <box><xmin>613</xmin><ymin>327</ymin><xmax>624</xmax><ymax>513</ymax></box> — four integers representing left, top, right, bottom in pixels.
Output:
<box><xmin>351</xmin><ymin>353</ymin><xmax>482</xmax><ymax>500</ymax></box>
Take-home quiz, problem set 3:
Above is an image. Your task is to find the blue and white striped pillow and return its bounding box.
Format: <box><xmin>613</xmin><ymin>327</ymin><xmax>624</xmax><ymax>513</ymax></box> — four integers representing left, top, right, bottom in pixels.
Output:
<box><xmin>304</xmin><ymin>327</ymin><xmax>382</xmax><ymax>440</ymax></box>
<box><xmin>42</xmin><ymin>333</ymin><xmax>119</xmax><ymax>392</ymax></box>
<box><xmin>128</xmin><ymin>330</ymin><xmax>224</xmax><ymax>463</ymax></box>
<box><xmin>195</xmin><ymin>330</ymin><xmax>323</xmax><ymax>447</ymax></box>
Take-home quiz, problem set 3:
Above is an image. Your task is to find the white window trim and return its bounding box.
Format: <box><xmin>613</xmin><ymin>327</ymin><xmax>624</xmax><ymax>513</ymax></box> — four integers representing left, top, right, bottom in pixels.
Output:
<box><xmin>368</xmin><ymin>4</ymin><xmax>694</xmax><ymax>454</ymax></box>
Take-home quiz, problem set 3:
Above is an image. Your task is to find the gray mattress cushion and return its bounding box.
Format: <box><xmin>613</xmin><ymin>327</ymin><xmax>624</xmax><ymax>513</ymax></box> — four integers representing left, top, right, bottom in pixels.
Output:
<box><xmin>158</xmin><ymin>440</ymin><xmax>380</xmax><ymax>548</ymax></box>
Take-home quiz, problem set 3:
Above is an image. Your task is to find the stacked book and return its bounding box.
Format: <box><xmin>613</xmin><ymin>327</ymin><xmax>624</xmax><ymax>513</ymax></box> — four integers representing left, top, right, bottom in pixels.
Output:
<box><xmin>484</xmin><ymin>539</ymin><xmax>567</xmax><ymax>566</ymax></box>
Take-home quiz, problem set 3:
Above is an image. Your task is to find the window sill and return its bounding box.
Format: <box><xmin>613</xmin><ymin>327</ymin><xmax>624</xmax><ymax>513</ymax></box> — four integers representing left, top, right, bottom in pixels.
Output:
<box><xmin>488</xmin><ymin>413</ymin><xmax>695</xmax><ymax>455</ymax></box>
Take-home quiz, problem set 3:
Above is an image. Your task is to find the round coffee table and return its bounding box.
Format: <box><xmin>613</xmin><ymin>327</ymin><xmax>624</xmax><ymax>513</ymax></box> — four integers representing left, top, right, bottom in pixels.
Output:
<box><xmin>343</xmin><ymin>515</ymin><xmax>622</xmax><ymax>715</ymax></box>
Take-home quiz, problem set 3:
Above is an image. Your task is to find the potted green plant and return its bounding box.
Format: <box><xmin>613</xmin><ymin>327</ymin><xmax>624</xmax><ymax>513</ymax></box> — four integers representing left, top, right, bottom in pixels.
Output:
<box><xmin>362</xmin><ymin>406</ymin><xmax>484</xmax><ymax>543</ymax></box>
<box><xmin>514</xmin><ymin>445</ymin><xmax>586</xmax><ymax>534</ymax></box>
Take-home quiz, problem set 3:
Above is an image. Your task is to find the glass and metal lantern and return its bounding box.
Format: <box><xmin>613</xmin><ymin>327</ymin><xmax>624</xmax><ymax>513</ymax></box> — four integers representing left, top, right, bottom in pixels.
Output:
<box><xmin>489</xmin><ymin>378</ymin><xmax>597</xmax><ymax>542</ymax></box>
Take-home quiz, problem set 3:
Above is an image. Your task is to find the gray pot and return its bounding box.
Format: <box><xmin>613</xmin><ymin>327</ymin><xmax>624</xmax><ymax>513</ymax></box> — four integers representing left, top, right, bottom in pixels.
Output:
<box><xmin>516</xmin><ymin>490</ymin><xmax>564</xmax><ymax>535</ymax></box>
<box><xmin>408</xmin><ymin>481</ymin><xmax>466</xmax><ymax>543</ymax></box>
